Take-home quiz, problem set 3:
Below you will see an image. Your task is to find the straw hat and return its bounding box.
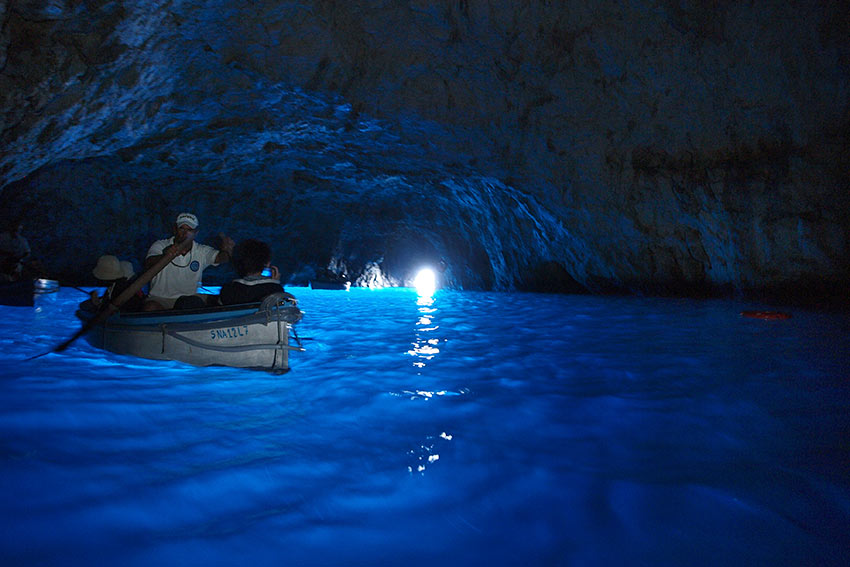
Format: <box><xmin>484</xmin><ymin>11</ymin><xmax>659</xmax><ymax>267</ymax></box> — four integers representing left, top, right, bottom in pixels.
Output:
<box><xmin>92</xmin><ymin>255</ymin><xmax>123</xmax><ymax>280</ymax></box>
<box><xmin>120</xmin><ymin>260</ymin><xmax>135</xmax><ymax>279</ymax></box>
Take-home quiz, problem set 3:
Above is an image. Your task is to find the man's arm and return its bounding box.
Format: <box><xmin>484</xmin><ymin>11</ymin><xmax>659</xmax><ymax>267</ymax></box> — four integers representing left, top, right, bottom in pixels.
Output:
<box><xmin>214</xmin><ymin>233</ymin><xmax>235</xmax><ymax>264</ymax></box>
<box><xmin>144</xmin><ymin>241</ymin><xmax>184</xmax><ymax>271</ymax></box>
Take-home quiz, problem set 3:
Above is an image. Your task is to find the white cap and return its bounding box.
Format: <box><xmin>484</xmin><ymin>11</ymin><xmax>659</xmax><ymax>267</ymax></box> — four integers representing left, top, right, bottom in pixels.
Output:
<box><xmin>175</xmin><ymin>212</ymin><xmax>198</xmax><ymax>229</ymax></box>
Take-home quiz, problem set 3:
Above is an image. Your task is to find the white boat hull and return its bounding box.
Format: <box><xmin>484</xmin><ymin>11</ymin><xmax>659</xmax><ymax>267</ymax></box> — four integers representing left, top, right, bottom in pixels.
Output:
<box><xmin>78</xmin><ymin>296</ymin><xmax>303</xmax><ymax>372</ymax></box>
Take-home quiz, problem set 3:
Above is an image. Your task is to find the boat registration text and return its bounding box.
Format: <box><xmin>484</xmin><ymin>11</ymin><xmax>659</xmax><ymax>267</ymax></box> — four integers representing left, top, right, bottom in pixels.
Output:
<box><xmin>210</xmin><ymin>326</ymin><xmax>249</xmax><ymax>340</ymax></box>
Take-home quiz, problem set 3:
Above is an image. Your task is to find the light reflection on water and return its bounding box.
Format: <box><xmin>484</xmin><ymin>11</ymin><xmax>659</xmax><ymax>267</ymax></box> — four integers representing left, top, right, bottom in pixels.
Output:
<box><xmin>1</xmin><ymin>287</ymin><xmax>849</xmax><ymax>566</ymax></box>
<box><xmin>408</xmin><ymin>295</ymin><xmax>442</xmax><ymax>368</ymax></box>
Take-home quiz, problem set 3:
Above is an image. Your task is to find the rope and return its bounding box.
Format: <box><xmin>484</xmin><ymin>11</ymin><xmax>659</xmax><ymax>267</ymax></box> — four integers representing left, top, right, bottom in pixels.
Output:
<box><xmin>165</xmin><ymin>330</ymin><xmax>305</xmax><ymax>353</ymax></box>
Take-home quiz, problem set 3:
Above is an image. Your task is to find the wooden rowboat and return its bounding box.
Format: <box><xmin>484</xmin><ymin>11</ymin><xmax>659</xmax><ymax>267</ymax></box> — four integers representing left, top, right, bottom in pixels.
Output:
<box><xmin>76</xmin><ymin>293</ymin><xmax>304</xmax><ymax>372</ymax></box>
<box><xmin>309</xmin><ymin>280</ymin><xmax>351</xmax><ymax>291</ymax></box>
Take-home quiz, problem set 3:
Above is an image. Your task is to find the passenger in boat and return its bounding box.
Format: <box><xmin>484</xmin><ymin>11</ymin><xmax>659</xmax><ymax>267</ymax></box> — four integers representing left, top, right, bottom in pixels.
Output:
<box><xmin>0</xmin><ymin>218</ymin><xmax>42</xmax><ymax>281</ymax></box>
<box><xmin>88</xmin><ymin>255</ymin><xmax>144</xmax><ymax>312</ymax></box>
<box><xmin>143</xmin><ymin>212</ymin><xmax>235</xmax><ymax>311</ymax></box>
<box><xmin>219</xmin><ymin>239</ymin><xmax>295</xmax><ymax>305</ymax></box>
<box><xmin>0</xmin><ymin>258</ymin><xmax>17</xmax><ymax>283</ymax></box>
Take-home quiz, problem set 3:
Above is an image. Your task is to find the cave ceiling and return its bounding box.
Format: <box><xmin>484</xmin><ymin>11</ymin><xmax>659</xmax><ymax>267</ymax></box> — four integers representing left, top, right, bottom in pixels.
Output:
<box><xmin>1</xmin><ymin>1</ymin><xmax>848</xmax><ymax>297</ymax></box>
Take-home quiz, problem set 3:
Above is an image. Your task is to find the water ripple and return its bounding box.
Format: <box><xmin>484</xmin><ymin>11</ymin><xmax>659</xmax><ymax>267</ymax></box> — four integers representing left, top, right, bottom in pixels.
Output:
<box><xmin>1</xmin><ymin>287</ymin><xmax>849</xmax><ymax>565</ymax></box>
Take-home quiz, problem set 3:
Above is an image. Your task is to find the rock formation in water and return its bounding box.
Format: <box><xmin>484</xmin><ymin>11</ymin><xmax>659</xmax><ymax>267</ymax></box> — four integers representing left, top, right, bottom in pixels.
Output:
<box><xmin>1</xmin><ymin>1</ymin><xmax>848</xmax><ymax>299</ymax></box>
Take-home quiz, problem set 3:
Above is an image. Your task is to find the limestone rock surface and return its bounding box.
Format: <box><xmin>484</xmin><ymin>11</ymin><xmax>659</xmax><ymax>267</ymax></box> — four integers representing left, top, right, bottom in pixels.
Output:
<box><xmin>1</xmin><ymin>1</ymin><xmax>848</xmax><ymax>299</ymax></box>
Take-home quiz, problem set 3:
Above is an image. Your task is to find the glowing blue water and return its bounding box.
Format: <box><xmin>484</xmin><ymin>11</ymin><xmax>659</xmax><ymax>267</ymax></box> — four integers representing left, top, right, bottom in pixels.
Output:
<box><xmin>1</xmin><ymin>288</ymin><xmax>849</xmax><ymax>566</ymax></box>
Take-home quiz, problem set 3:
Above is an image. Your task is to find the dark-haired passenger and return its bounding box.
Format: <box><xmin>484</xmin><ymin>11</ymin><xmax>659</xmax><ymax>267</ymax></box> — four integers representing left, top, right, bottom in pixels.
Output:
<box><xmin>219</xmin><ymin>239</ymin><xmax>295</xmax><ymax>305</ymax></box>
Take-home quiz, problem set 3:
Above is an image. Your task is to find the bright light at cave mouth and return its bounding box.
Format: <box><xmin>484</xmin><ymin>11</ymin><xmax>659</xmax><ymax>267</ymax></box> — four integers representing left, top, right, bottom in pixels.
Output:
<box><xmin>414</xmin><ymin>268</ymin><xmax>436</xmax><ymax>297</ymax></box>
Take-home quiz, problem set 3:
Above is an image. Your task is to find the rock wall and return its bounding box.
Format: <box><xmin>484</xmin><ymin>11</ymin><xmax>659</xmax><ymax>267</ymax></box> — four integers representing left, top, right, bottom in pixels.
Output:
<box><xmin>1</xmin><ymin>1</ymin><xmax>848</xmax><ymax>298</ymax></box>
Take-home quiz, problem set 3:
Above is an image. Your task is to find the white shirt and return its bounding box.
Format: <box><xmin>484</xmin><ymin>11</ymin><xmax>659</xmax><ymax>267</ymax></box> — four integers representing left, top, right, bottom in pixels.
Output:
<box><xmin>146</xmin><ymin>237</ymin><xmax>219</xmax><ymax>299</ymax></box>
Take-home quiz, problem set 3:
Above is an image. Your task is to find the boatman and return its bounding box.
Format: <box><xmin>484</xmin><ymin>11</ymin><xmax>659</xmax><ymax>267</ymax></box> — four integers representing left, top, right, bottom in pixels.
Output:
<box><xmin>142</xmin><ymin>212</ymin><xmax>235</xmax><ymax>311</ymax></box>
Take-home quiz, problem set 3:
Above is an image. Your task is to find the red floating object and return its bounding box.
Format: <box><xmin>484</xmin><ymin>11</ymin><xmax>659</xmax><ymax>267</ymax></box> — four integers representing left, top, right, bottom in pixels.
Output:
<box><xmin>741</xmin><ymin>310</ymin><xmax>792</xmax><ymax>320</ymax></box>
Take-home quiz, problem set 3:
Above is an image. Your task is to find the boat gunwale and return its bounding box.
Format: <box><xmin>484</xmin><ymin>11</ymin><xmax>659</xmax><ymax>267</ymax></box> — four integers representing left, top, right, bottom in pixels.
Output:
<box><xmin>76</xmin><ymin>302</ymin><xmax>302</xmax><ymax>331</ymax></box>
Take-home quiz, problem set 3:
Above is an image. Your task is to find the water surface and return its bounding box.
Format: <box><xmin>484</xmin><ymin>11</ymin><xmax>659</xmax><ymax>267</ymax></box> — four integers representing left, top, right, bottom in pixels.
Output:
<box><xmin>1</xmin><ymin>288</ymin><xmax>849</xmax><ymax>566</ymax></box>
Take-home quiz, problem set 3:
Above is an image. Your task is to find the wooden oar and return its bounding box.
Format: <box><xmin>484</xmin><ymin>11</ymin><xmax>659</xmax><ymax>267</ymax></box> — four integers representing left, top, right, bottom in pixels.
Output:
<box><xmin>33</xmin><ymin>237</ymin><xmax>194</xmax><ymax>358</ymax></box>
<box><xmin>69</xmin><ymin>285</ymin><xmax>93</xmax><ymax>296</ymax></box>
